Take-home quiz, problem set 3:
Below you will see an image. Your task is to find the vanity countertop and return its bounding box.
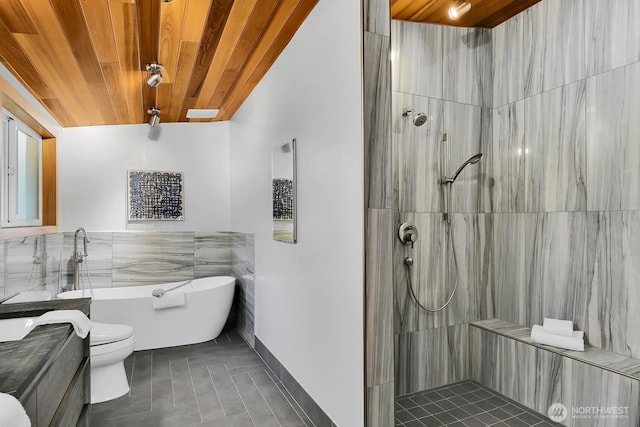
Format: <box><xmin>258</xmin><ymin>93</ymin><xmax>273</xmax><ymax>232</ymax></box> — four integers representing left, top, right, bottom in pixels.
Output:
<box><xmin>0</xmin><ymin>298</ymin><xmax>90</xmax><ymax>399</ymax></box>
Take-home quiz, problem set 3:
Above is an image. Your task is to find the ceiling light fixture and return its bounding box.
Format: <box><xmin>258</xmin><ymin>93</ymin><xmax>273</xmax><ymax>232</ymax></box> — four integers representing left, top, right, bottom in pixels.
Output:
<box><xmin>148</xmin><ymin>108</ymin><xmax>160</xmax><ymax>127</ymax></box>
<box><xmin>145</xmin><ymin>63</ymin><xmax>164</xmax><ymax>88</ymax></box>
<box><xmin>448</xmin><ymin>0</ymin><xmax>471</xmax><ymax>20</ymax></box>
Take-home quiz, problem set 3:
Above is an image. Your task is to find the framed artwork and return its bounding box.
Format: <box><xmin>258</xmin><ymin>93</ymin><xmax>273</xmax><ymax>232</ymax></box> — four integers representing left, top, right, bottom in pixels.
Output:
<box><xmin>127</xmin><ymin>170</ymin><xmax>184</xmax><ymax>221</ymax></box>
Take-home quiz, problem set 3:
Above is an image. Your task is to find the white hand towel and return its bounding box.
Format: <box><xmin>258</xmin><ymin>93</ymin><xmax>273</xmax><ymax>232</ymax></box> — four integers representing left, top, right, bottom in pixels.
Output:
<box><xmin>32</xmin><ymin>310</ymin><xmax>91</xmax><ymax>339</ymax></box>
<box><xmin>0</xmin><ymin>393</ymin><xmax>31</xmax><ymax>427</ymax></box>
<box><xmin>543</xmin><ymin>318</ymin><xmax>574</xmax><ymax>337</ymax></box>
<box><xmin>531</xmin><ymin>325</ymin><xmax>584</xmax><ymax>351</ymax></box>
<box><xmin>152</xmin><ymin>292</ymin><xmax>186</xmax><ymax>310</ymax></box>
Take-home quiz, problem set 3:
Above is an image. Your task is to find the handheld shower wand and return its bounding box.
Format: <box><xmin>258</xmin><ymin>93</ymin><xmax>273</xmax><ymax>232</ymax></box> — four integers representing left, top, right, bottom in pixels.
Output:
<box><xmin>444</xmin><ymin>153</ymin><xmax>483</xmax><ymax>184</ymax></box>
<box><xmin>442</xmin><ymin>152</ymin><xmax>483</xmax><ymax>224</ymax></box>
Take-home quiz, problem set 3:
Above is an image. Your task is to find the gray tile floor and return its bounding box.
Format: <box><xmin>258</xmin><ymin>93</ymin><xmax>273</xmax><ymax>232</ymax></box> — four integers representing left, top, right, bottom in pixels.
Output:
<box><xmin>395</xmin><ymin>381</ymin><xmax>562</xmax><ymax>427</ymax></box>
<box><xmin>91</xmin><ymin>330</ymin><xmax>313</xmax><ymax>427</ymax></box>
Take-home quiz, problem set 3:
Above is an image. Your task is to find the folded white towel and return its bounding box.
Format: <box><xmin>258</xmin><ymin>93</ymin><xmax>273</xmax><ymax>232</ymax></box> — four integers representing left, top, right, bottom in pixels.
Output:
<box><xmin>0</xmin><ymin>392</ymin><xmax>30</xmax><ymax>427</ymax></box>
<box><xmin>152</xmin><ymin>292</ymin><xmax>186</xmax><ymax>310</ymax></box>
<box><xmin>32</xmin><ymin>310</ymin><xmax>91</xmax><ymax>339</ymax></box>
<box><xmin>543</xmin><ymin>318</ymin><xmax>574</xmax><ymax>337</ymax></box>
<box><xmin>531</xmin><ymin>325</ymin><xmax>584</xmax><ymax>351</ymax></box>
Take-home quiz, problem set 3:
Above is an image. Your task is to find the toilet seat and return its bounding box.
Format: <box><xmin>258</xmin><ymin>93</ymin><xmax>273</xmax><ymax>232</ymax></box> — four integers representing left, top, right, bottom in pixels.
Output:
<box><xmin>91</xmin><ymin>322</ymin><xmax>133</xmax><ymax>346</ymax></box>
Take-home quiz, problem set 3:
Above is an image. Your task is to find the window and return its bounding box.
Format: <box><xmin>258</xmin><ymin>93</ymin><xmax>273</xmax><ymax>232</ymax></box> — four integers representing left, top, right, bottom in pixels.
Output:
<box><xmin>1</xmin><ymin>109</ymin><xmax>42</xmax><ymax>227</ymax></box>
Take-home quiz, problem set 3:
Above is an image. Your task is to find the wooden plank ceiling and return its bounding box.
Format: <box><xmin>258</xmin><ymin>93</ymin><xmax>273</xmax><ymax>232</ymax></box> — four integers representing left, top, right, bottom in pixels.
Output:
<box><xmin>391</xmin><ymin>0</ymin><xmax>542</xmax><ymax>28</ymax></box>
<box><xmin>0</xmin><ymin>0</ymin><xmax>318</xmax><ymax>127</ymax></box>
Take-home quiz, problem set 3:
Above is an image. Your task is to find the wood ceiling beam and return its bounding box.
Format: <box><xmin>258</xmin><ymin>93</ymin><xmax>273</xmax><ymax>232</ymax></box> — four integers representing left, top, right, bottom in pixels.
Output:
<box><xmin>50</xmin><ymin>0</ymin><xmax>117</xmax><ymax>124</ymax></box>
<box><xmin>109</xmin><ymin>0</ymin><xmax>143</xmax><ymax>124</ymax></box>
<box><xmin>218</xmin><ymin>0</ymin><xmax>318</xmax><ymax>121</ymax></box>
<box><xmin>178</xmin><ymin>0</ymin><xmax>234</xmax><ymax>121</ymax></box>
<box><xmin>135</xmin><ymin>0</ymin><xmax>161</xmax><ymax>119</ymax></box>
<box><xmin>192</xmin><ymin>0</ymin><xmax>258</xmax><ymax>112</ymax></box>
<box><xmin>206</xmin><ymin>0</ymin><xmax>280</xmax><ymax>112</ymax></box>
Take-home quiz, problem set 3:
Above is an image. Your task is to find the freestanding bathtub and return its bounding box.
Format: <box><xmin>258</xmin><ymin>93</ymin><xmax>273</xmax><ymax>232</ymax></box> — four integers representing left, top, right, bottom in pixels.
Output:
<box><xmin>58</xmin><ymin>276</ymin><xmax>235</xmax><ymax>351</ymax></box>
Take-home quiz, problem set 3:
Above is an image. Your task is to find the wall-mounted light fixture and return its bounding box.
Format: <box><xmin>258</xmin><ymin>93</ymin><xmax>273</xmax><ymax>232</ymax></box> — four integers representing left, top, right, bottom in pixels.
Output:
<box><xmin>448</xmin><ymin>0</ymin><xmax>471</xmax><ymax>20</ymax></box>
<box><xmin>145</xmin><ymin>63</ymin><xmax>164</xmax><ymax>88</ymax></box>
<box><xmin>148</xmin><ymin>108</ymin><xmax>160</xmax><ymax>127</ymax></box>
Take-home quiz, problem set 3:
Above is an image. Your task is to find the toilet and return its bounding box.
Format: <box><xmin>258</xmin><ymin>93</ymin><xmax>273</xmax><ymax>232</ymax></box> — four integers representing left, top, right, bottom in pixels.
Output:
<box><xmin>90</xmin><ymin>322</ymin><xmax>136</xmax><ymax>404</ymax></box>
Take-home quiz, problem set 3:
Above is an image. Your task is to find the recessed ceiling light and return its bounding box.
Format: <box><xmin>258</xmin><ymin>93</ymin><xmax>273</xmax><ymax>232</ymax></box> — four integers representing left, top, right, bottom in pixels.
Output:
<box><xmin>448</xmin><ymin>0</ymin><xmax>471</xmax><ymax>20</ymax></box>
<box><xmin>186</xmin><ymin>109</ymin><xmax>219</xmax><ymax>119</ymax></box>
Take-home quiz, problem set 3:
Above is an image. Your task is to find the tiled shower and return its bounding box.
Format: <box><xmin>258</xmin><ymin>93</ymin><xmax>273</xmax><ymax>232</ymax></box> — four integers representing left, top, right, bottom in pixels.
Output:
<box><xmin>364</xmin><ymin>0</ymin><xmax>640</xmax><ymax>425</ymax></box>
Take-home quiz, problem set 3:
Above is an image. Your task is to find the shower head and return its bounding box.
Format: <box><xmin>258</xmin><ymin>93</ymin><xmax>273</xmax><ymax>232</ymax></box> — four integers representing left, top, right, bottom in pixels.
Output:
<box><xmin>445</xmin><ymin>153</ymin><xmax>483</xmax><ymax>183</ymax></box>
<box><xmin>402</xmin><ymin>107</ymin><xmax>427</xmax><ymax>127</ymax></box>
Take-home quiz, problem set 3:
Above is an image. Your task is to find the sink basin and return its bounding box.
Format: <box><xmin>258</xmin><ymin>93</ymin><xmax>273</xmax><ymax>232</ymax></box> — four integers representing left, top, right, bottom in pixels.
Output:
<box><xmin>0</xmin><ymin>317</ymin><xmax>36</xmax><ymax>342</ymax></box>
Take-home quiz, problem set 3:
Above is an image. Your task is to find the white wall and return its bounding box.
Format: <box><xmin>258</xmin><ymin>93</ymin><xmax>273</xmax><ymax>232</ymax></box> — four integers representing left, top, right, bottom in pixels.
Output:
<box><xmin>229</xmin><ymin>1</ymin><xmax>364</xmax><ymax>426</ymax></box>
<box><xmin>59</xmin><ymin>122</ymin><xmax>230</xmax><ymax>231</ymax></box>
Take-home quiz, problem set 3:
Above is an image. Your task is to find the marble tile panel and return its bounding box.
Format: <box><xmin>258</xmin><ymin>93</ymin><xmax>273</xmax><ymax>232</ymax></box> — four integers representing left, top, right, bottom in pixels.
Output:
<box><xmin>443</xmin><ymin>101</ymin><xmax>484</xmax><ymax>213</ymax></box>
<box><xmin>492</xmin><ymin>14</ymin><xmax>524</xmax><ymax>107</ymax></box>
<box><xmin>112</xmin><ymin>232</ymin><xmax>194</xmax><ymax>286</ymax></box>
<box><xmin>4</xmin><ymin>236</ymin><xmax>45</xmax><ymax>298</ymax></box>
<box><xmin>483</xmin><ymin>213</ymin><xmax>527</xmax><ymax>324</ymax></box>
<box><xmin>230</xmin><ymin>232</ymin><xmax>255</xmax><ymax>348</ymax></box>
<box><xmin>394</xmin><ymin>212</ymin><xmax>481</xmax><ymax>333</ymax></box>
<box><xmin>366</xmin><ymin>382</ymin><xmax>394</xmax><ymax>427</ymax></box>
<box><xmin>563</xmin><ymin>358</ymin><xmax>640</xmax><ymax>426</ymax></box>
<box><xmin>587</xmin><ymin>211</ymin><xmax>640</xmax><ymax>359</ymax></box>
<box><xmin>366</xmin><ymin>209</ymin><xmax>394</xmax><ymax>387</ymax></box>
<box><xmin>391</xmin><ymin>20</ymin><xmax>443</xmax><ymax>99</ymax></box>
<box><xmin>541</xmin><ymin>0</ymin><xmax>585</xmax><ymax>93</ymax></box>
<box><xmin>525</xmin><ymin>212</ymin><xmax>591</xmax><ymax>331</ymax></box>
<box><xmin>586</xmin><ymin>62</ymin><xmax>640</xmax><ymax>211</ymax></box>
<box><xmin>442</xmin><ymin>26</ymin><xmax>492</xmax><ymax>107</ymax></box>
<box><xmin>43</xmin><ymin>233</ymin><xmax>64</xmax><ymax>296</ymax></box>
<box><xmin>487</xmin><ymin>101</ymin><xmax>525</xmax><ymax>213</ymax></box>
<box><xmin>392</xmin><ymin>92</ymin><xmax>444</xmax><ymax>213</ymax></box>
<box><xmin>364</xmin><ymin>31</ymin><xmax>392</xmax><ymax>209</ymax></box>
<box><xmin>585</xmin><ymin>0</ymin><xmax>640</xmax><ymax>77</ymax></box>
<box><xmin>523</xmin><ymin>81</ymin><xmax>586</xmax><ymax>212</ymax></box>
<box><xmin>470</xmin><ymin>327</ymin><xmax>564</xmax><ymax>416</ymax></box>
<box><xmin>194</xmin><ymin>232</ymin><xmax>231</xmax><ymax>278</ymax></box>
<box><xmin>364</xmin><ymin>0</ymin><xmax>390</xmax><ymax>36</ymax></box>
<box><xmin>236</xmin><ymin>272</ymin><xmax>254</xmax><ymax>348</ymax></box>
<box><xmin>478</xmin><ymin>107</ymin><xmax>494</xmax><ymax>214</ymax></box>
<box><xmin>395</xmin><ymin>324</ymin><xmax>469</xmax><ymax>396</ymax></box>
<box><xmin>522</xmin><ymin>0</ymin><xmax>545</xmax><ymax>98</ymax></box>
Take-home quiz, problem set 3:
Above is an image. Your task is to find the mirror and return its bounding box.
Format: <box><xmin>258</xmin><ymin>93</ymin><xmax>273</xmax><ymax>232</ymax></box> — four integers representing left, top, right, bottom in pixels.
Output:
<box><xmin>272</xmin><ymin>139</ymin><xmax>296</xmax><ymax>243</ymax></box>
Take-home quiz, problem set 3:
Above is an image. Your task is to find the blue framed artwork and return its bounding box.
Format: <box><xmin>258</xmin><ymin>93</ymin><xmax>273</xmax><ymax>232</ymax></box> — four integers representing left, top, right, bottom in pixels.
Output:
<box><xmin>128</xmin><ymin>170</ymin><xmax>184</xmax><ymax>221</ymax></box>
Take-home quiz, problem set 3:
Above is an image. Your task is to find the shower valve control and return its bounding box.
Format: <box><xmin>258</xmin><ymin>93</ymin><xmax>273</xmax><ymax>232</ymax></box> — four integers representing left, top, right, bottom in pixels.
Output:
<box><xmin>398</xmin><ymin>222</ymin><xmax>418</xmax><ymax>248</ymax></box>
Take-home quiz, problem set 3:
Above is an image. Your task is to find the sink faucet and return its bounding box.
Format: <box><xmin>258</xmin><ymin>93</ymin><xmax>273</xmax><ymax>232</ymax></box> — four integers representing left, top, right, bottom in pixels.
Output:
<box><xmin>72</xmin><ymin>228</ymin><xmax>90</xmax><ymax>291</ymax></box>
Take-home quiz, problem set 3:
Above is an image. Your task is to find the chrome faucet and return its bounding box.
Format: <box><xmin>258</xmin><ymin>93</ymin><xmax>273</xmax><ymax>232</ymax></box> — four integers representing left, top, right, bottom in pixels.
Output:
<box><xmin>72</xmin><ymin>227</ymin><xmax>90</xmax><ymax>290</ymax></box>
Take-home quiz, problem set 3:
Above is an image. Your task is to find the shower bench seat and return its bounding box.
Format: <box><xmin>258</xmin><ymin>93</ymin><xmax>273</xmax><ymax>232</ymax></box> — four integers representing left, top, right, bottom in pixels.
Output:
<box><xmin>470</xmin><ymin>318</ymin><xmax>640</xmax><ymax>382</ymax></box>
<box><xmin>468</xmin><ymin>318</ymin><xmax>640</xmax><ymax>426</ymax></box>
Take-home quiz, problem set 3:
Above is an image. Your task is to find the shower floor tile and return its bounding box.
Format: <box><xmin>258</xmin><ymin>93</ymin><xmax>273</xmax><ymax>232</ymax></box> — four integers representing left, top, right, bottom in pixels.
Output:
<box><xmin>395</xmin><ymin>380</ymin><xmax>562</xmax><ymax>427</ymax></box>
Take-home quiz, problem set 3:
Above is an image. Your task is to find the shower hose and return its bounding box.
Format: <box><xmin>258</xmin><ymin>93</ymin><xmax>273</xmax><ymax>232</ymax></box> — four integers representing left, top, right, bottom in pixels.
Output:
<box><xmin>405</xmin><ymin>218</ymin><xmax>459</xmax><ymax>312</ymax></box>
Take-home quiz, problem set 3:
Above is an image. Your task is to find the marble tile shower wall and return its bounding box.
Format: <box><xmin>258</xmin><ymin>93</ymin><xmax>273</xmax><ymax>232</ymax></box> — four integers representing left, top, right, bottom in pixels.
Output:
<box><xmin>0</xmin><ymin>231</ymin><xmax>255</xmax><ymax>347</ymax></box>
<box><xmin>485</xmin><ymin>0</ymin><xmax>640</xmax><ymax>360</ymax></box>
<box><xmin>392</xmin><ymin>19</ymin><xmax>492</xmax><ymax>396</ymax></box>
<box><xmin>392</xmin><ymin>0</ymin><xmax>640</xmax><ymax>396</ymax></box>
<box><xmin>364</xmin><ymin>0</ymin><xmax>395</xmax><ymax>425</ymax></box>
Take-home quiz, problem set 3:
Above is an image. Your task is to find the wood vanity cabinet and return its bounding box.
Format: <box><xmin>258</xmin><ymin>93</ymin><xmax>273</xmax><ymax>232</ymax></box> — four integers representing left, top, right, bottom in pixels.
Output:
<box><xmin>0</xmin><ymin>299</ymin><xmax>91</xmax><ymax>426</ymax></box>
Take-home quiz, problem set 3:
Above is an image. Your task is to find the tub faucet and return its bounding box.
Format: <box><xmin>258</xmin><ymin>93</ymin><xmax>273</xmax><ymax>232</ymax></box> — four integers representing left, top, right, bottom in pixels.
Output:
<box><xmin>73</xmin><ymin>227</ymin><xmax>90</xmax><ymax>290</ymax></box>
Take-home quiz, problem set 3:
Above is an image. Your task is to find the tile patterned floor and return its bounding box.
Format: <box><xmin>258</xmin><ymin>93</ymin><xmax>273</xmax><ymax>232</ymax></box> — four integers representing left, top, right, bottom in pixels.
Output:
<box><xmin>395</xmin><ymin>381</ymin><xmax>563</xmax><ymax>427</ymax></box>
<box><xmin>91</xmin><ymin>330</ymin><xmax>312</xmax><ymax>427</ymax></box>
